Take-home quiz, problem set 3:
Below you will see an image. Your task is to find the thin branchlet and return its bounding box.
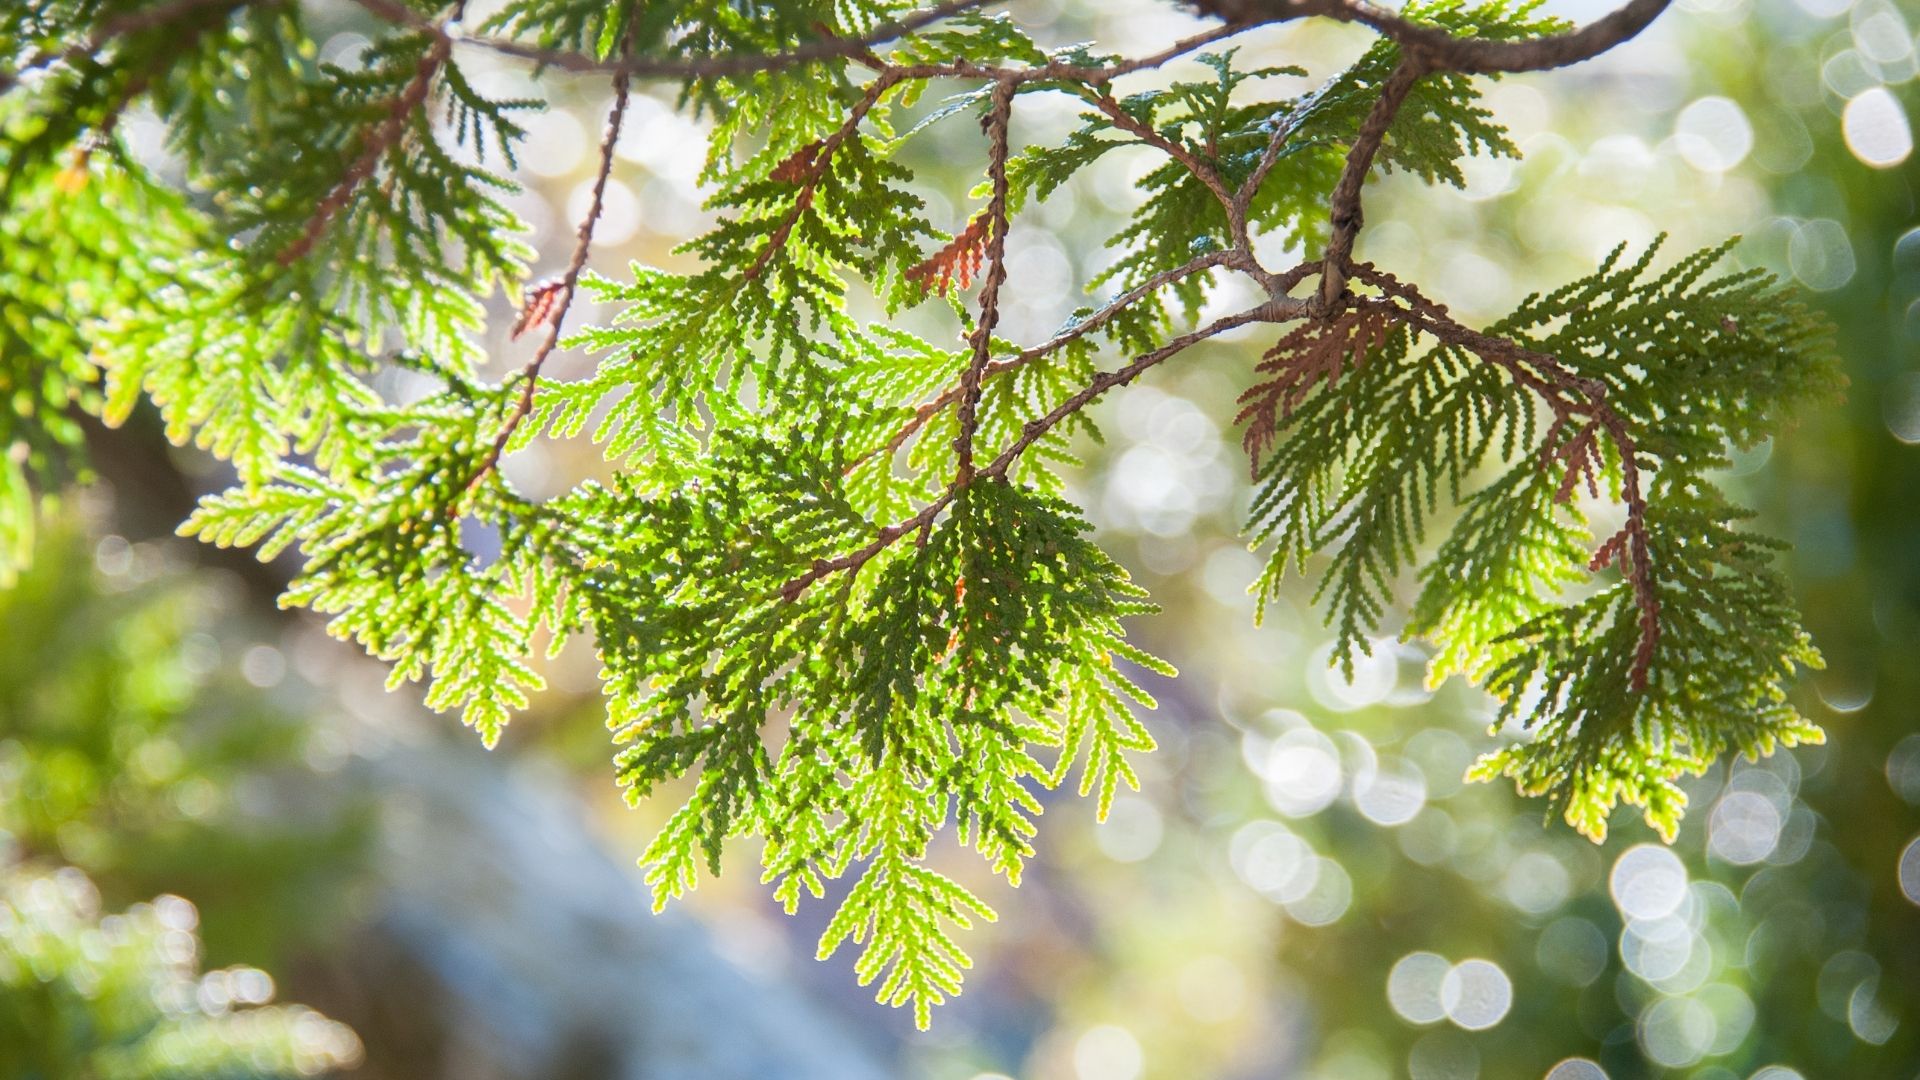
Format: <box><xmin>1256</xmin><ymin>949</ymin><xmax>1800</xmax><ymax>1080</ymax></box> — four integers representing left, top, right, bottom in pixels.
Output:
<box><xmin>278</xmin><ymin>1</ymin><xmax>469</xmax><ymax>267</ymax></box>
<box><xmin>953</xmin><ymin>78</ymin><xmax>1016</xmax><ymax>484</ymax></box>
<box><xmin>743</xmin><ymin>71</ymin><xmax>903</xmax><ymax>282</ymax></box>
<box><xmin>464</xmin><ymin>20</ymin><xmax>637</xmax><ymax>499</ymax></box>
<box><xmin>1085</xmin><ymin>89</ymin><xmax>1237</xmax><ymax>215</ymax></box>
<box><xmin>1346</xmin><ymin>261</ymin><xmax>1660</xmax><ymax>688</ymax></box>
<box><xmin>1315</xmin><ymin>57</ymin><xmax>1426</xmax><ymax>313</ymax></box>
<box><xmin>855</xmin><ymin>249</ymin><xmax>1238</xmax><ymax>471</ymax></box>
<box><xmin>780</xmin><ymin>301</ymin><xmax>1299</xmax><ymax>602</ymax></box>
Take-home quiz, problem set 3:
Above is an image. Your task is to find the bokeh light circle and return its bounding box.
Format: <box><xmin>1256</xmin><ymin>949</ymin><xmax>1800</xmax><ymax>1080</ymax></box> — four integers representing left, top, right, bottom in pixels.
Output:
<box><xmin>1709</xmin><ymin>790</ymin><xmax>1783</xmax><ymax>864</ymax></box>
<box><xmin>1638</xmin><ymin>996</ymin><xmax>1716</xmax><ymax>1068</ymax></box>
<box><xmin>1286</xmin><ymin>857</ymin><xmax>1353</xmax><ymax>926</ymax></box>
<box><xmin>1621</xmin><ymin>916</ymin><xmax>1695</xmax><ymax>982</ymax></box>
<box><xmin>1843</xmin><ymin>87</ymin><xmax>1914</xmax><ymax>169</ymax></box>
<box><xmin>1887</xmin><ymin>734</ymin><xmax>1920</xmax><ymax>803</ymax></box>
<box><xmin>1229</xmin><ymin>821</ymin><xmax>1320</xmax><ymax>904</ymax></box>
<box><xmin>1537</xmin><ymin>918</ymin><xmax>1610</xmax><ymax>987</ymax></box>
<box><xmin>1700</xmin><ymin>983</ymin><xmax>1757</xmax><ymax>1054</ymax></box>
<box><xmin>1308</xmin><ymin>641</ymin><xmax>1397</xmax><ymax>711</ymax></box>
<box><xmin>1440</xmin><ymin>959</ymin><xmax>1513</xmax><ymax>1030</ymax></box>
<box><xmin>1503</xmin><ymin>851</ymin><xmax>1572</xmax><ymax>915</ymax></box>
<box><xmin>1355</xmin><ymin>757</ymin><xmax>1428</xmax><ymax>826</ymax></box>
<box><xmin>1389</xmin><ymin>952</ymin><xmax>1451</xmax><ymax>1025</ymax></box>
<box><xmin>1674</xmin><ymin>97</ymin><xmax>1753</xmax><ymax>173</ymax></box>
<box><xmin>1850</xmin><ymin>0</ymin><xmax>1914</xmax><ymax>64</ymax></box>
<box><xmin>1610</xmin><ymin>844</ymin><xmax>1689</xmax><ymax>921</ymax></box>
<box><xmin>1788</xmin><ymin>219</ymin><xmax>1857</xmax><ymax>292</ymax></box>
<box><xmin>1094</xmin><ymin>796</ymin><xmax>1164</xmax><ymax>863</ymax></box>
<box><xmin>1251</xmin><ymin>727</ymin><xmax>1344</xmax><ymax>818</ymax></box>
<box><xmin>1073</xmin><ymin>1024</ymin><xmax>1143</xmax><ymax>1080</ymax></box>
<box><xmin>1898</xmin><ymin>835</ymin><xmax>1920</xmax><ymax>906</ymax></box>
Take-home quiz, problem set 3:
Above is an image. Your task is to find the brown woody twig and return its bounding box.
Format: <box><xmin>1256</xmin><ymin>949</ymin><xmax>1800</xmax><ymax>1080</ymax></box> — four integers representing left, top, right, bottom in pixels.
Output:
<box><xmin>1085</xmin><ymin>90</ymin><xmax>1237</xmax><ymax>216</ymax></box>
<box><xmin>952</xmin><ymin>77</ymin><xmax>1016</xmax><ymax>484</ymax></box>
<box><xmin>1315</xmin><ymin>57</ymin><xmax>1426</xmax><ymax>314</ymax></box>
<box><xmin>1345</xmin><ymin>261</ymin><xmax>1659</xmax><ymax>688</ymax></box>
<box><xmin>781</xmin><ymin>302</ymin><xmax>1299</xmax><ymax>602</ymax></box>
<box><xmin>1191</xmin><ymin>0</ymin><xmax>1671</xmax><ymax>74</ymax></box>
<box><xmin>464</xmin><ymin>26</ymin><xmax>635</xmax><ymax>496</ymax></box>
<box><xmin>278</xmin><ymin>1</ymin><xmax>468</xmax><ymax>267</ymax></box>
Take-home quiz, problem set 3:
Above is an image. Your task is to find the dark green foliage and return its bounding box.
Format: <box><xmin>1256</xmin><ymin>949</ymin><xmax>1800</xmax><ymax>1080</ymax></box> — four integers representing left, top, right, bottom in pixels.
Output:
<box><xmin>1433</xmin><ymin>239</ymin><xmax>1844</xmax><ymax>838</ymax></box>
<box><xmin>530</xmin><ymin>440</ymin><xmax>1161</xmax><ymax>1024</ymax></box>
<box><xmin>1243</xmin><ymin>312</ymin><xmax>1529</xmax><ymax>658</ymax></box>
<box><xmin>1242</xmin><ymin>240</ymin><xmax>1838</xmax><ymax>841</ymax></box>
<box><xmin>0</xmin><ymin>0</ymin><xmax>1842</xmax><ymax>1025</ymax></box>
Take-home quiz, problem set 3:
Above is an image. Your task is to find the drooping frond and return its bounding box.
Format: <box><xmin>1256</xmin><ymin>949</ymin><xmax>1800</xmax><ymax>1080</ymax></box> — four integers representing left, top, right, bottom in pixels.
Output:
<box><xmin>1237</xmin><ymin>241</ymin><xmax>1838</xmax><ymax>840</ymax></box>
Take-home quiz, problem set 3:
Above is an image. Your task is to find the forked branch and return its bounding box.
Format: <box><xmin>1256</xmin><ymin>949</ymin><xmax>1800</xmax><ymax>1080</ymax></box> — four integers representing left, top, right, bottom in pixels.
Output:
<box><xmin>1345</xmin><ymin>261</ymin><xmax>1659</xmax><ymax>687</ymax></box>
<box><xmin>278</xmin><ymin>1</ymin><xmax>468</xmax><ymax>266</ymax></box>
<box><xmin>781</xmin><ymin>300</ymin><xmax>1300</xmax><ymax>602</ymax></box>
<box><xmin>855</xmin><ymin>250</ymin><xmax>1240</xmax><ymax>471</ymax></box>
<box><xmin>1193</xmin><ymin>0</ymin><xmax>1671</xmax><ymax>74</ymax></box>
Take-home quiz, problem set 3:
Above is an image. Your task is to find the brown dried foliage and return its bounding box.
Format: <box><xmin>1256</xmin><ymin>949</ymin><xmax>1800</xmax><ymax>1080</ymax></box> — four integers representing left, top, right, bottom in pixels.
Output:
<box><xmin>1541</xmin><ymin>414</ymin><xmax>1603</xmax><ymax>505</ymax></box>
<box><xmin>770</xmin><ymin>140</ymin><xmax>823</xmax><ymax>183</ymax></box>
<box><xmin>904</xmin><ymin>214</ymin><xmax>990</xmax><ymax>296</ymax></box>
<box><xmin>1234</xmin><ymin>309</ymin><xmax>1390</xmax><ymax>471</ymax></box>
<box><xmin>510</xmin><ymin>277</ymin><xmax>567</xmax><ymax>340</ymax></box>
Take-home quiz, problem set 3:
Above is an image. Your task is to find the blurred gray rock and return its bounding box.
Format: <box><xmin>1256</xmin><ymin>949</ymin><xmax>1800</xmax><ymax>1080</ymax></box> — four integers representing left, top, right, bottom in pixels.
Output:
<box><xmin>303</xmin><ymin>745</ymin><xmax>893</xmax><ymax>1080</ymax></box>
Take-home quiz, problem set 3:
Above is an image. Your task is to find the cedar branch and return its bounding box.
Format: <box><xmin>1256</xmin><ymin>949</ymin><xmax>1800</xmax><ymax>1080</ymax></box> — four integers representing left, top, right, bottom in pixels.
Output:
<box><xmin>277</xmin><ymin>2</ymin><xmax>468</xmax><ymax>267</ymax></box>
<box><xmin>1346</xmin><ymin>262</ymin><xmax>1659</xmax><ymax>688</ymax></box>
<box><xmin>464</xmin><ymin>25</ymin><xmax>636</xmax><ymax>497</ymax></box>
<box><xmin>781</xmin><ymin>301</ymin><xmax>1302</xmax><ymax>602</ymax></box>
<box><xmin>953</xmin><ymin>78</ymin><xmax>1016</xmax><ymax>484</ymax></box>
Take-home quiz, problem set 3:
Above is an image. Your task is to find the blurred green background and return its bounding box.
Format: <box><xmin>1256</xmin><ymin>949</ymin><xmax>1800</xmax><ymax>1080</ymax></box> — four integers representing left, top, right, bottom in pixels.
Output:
<box><xmin>3</xmin><ymin>0</ymin><xmax>1916</xmax><ymax>1077</ymax></box>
